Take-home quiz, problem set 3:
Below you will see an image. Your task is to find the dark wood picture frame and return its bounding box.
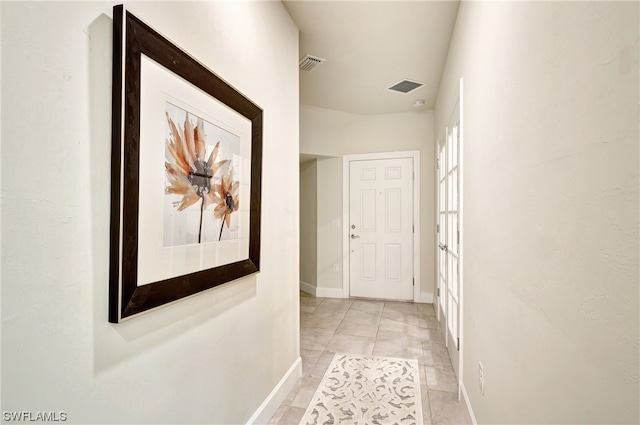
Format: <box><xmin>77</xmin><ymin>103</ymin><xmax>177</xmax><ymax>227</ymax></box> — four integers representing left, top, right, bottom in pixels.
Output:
<box><xmin>109</xmin><ymin>5</ymin><xmax>262</xmax><ymax>323</ymax></box>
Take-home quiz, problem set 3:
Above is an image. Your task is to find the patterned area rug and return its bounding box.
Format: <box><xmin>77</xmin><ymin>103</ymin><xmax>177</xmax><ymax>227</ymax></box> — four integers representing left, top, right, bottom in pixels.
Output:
<box><xmin>299</xmin><ymin>353</ymin><xmax>423</xmax><ymax>425</ymax></box>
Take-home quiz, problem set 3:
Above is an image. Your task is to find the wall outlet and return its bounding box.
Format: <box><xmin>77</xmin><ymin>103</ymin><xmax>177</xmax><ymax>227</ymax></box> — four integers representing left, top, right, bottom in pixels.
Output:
<box><xmin>479</xmin><ymin>361</ymin><xmax>484</xmax><ymax>395</ymax></box>
<box><xmin>332</xmin><ymin>264</ymin><xmax>339</xmax><ymax>273</ymax></box>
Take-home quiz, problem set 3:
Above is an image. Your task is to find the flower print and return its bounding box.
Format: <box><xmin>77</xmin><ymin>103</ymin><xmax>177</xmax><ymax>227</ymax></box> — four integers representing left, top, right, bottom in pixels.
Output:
<box><xmin>212</xmin><ymin>170</ymin><xmax>240</xmax><ymax>241</ymax></box>
<box><xmin>165</xmin><ymin>112</ymin><xmax>228</xmax><ymax>242</ymax></box>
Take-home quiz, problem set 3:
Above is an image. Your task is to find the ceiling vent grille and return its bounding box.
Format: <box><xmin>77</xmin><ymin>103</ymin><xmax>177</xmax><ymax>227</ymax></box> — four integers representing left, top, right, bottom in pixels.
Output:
<box><xmin>386</xmin><ymin>79</ymin><xmax>425</xmax><ymax>94</ymax></box>
<box><xmin>299</xmin><ymin>54</ymin><xmax>326</xmax><ymax>72</ymax></box>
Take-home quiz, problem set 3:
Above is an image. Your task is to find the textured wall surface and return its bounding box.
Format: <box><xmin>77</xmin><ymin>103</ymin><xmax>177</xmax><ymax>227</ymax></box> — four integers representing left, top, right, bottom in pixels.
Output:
<box><xmin>300</xmin><ymin>160</ymin><xmax>318</xmax><ymax>288</ymax></box>
<box><xmin>436</xmin><ymin>2</ymin><xmax>639</xmax><ymax>423</ymax></box>
<box><xmin>1</xmin><ymin>2</ymin><xmax>299</xmax><ymax>423</ymax></box>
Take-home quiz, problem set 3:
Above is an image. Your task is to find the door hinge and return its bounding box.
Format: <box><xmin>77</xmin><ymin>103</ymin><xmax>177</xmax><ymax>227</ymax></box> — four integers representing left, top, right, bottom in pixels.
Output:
<box><xmin>437</xmin><ymin>159</ymin><xmax>440</xmax><ymax>170</ymax></box>
<box><xmin>457</xmin><ymin>337</ymin><xmax>460</xmax><ymax>351</ymax></box>
<box><xmin>437</xmin><ymin>223</ymin><xmax>440</xmax><ymax>233</ymax></box>
<box><xmin>413</xmin><ymin>224</ymin><xmax>415</xmax><ymax>233</ymax></box>
<box><xmin>413</xmin><ymin>277</ymin><xmax>415</xmax><ymax>286</ymax></box>
<box><xmin>457</xmin><ymin>229</ymin><xmax>460</xmax><ymax>245</ymax></box>
<box><xmin>437</xmin><ymin>287</ymin><xmax>440</xmax><ymax>297</ymax></box>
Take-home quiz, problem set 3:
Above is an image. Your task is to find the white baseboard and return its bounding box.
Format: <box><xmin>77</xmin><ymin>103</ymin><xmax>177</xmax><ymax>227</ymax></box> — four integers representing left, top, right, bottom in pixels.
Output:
<box><xmin>300</xmin><ymin>282</ymin><xmax>346</xmax><ymax>299</ymax></box>
<box><xmin>316</xmin><ymin>286</ymin><xmax>346</xmax><ymax>298</ymax></box>
<box><xmin>305</xmin><ymin>284</ymin><xmax>429</xmax><ymax>301</ymax></box>
<box><xmin>414</xmin><ymin>292</ymin><xmax>434</xmax><ymax>303</ymax></box>
<box><xmin>246</xmin><ymin>357</ymin><xmax>302</xmax><ymax>425</ymax></box>
<box><xmin>460</xmin><ymin>382</ymin><xmax>478</xmax><ymax>425</ymax></box>
<box><xmin>300</xmin><ymin>281</ymin><xmax>316</xmax><ymax>296</ymax></box>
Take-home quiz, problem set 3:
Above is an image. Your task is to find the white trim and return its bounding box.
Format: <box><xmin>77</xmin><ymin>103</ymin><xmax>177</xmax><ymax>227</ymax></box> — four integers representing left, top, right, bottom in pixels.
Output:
<box><xmin>315</xmin><ymin>286</ymin><xmax>346</xmax><ymax>299</ymax></box>
<box><xmin>414</xmin><ymin>292</ymin><xmax>434</xmax><ymax>304</ymax></box>
<box><xmin>460</xmin><ymin>382</ymin><xmax>478</xmax><ymax>425</ymax></box>
<box><xmin>437</xmin><ymin>79</ymin><xmax>465</xmax><ymax>394</ymax></box>
<box><xmin>341</xmin><ymin>157</ymin><xmax>350</xmax><ymax>299</ymax></box>
<box><xmin>246</xmin><ymin>357</ymin><xmax>302</xmax><ymax>425</ymax></box>
<box><xmin>434</xmin><ymin>116</ymin><xmax>442</xmax><ymax>322</ymax></box>
<box><xmin>412</xmin><ymin>154</ymin><xmax>422</xmax><ymax>302</ymax></box>
<box><xmin>342</xmin><ymin>151</ymin><xmax>421</xmax><ymax>301</ymax></box>
<box><xmin>299</xmin><ymin>281</ymin><xmax>316</xmax><ymax>296</ymax></box>
<box><xmin>458</xmin><ymin>77</ymin><xmax>465</xmax><ymax>397</ymax></box>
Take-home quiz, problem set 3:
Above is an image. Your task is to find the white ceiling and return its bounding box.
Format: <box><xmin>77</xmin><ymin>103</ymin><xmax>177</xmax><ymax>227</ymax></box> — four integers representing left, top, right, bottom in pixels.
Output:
<box><xmin>282</xmin><ymin>1</ymin><xmax>460</xmax><ymax>115</ymax></box>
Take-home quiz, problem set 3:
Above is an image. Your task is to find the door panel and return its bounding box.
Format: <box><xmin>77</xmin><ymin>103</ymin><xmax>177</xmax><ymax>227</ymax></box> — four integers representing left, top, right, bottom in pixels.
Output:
<box><xmin>437</xmin><ymin>99</ymin><xmax>462</xmax><ymax>384</ymax></box>
<box><xmin>361</xmin><ymin>190</ymin><xmax>376</xmax><ymax>231</ymax></box>
<box><xmin>361</xmin><ymin>244</ymin><xmax>376</xmax><ymax>279</ymax></box>
<box><xmin>349</xmin><ymin>158</ymin><xmax>413</xmax><ymax>300</ymax></box>
<box><xmin>446</xmin><ymin>117</ymin><xmax>460</xmax><ymax>377</ymax></box>
<box><xmin>385</xmin><ymin>189</ymin><xmax>402</xmax><ymax>232</ymax></box>
<box><xmin>385</xmin><ymin>244</ymin><xmax>401</xmax><ymax>281</ymax></box>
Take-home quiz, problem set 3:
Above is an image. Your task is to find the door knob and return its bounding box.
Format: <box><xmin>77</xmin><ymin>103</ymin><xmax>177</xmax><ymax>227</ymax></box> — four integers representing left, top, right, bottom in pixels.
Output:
<box><xmin>351</xmin><ymin>234</ymin><xmax>360</xmax><ymax>239</ymax></box>
<box><xmin>439</xmin><ymin>243</ymin><xmax>448</xmax><ymax>251</ymax></box>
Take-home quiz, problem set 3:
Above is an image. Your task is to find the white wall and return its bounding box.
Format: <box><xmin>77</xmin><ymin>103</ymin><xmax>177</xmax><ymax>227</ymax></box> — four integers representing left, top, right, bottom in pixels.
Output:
<box><xmin>316</xmin><ymin>157</ymin><xmax>344</xmax><ymax>295</ymax></box>
<box><xmin>300</xmin><ymin>160</ymin><xmax>317</xmax><ymax>289</ymax></box>
<box><xmin>300</xmin><ymin>105</ymin><xmax>435</xmax><ymax>299</ymax></box>
<box><xmin>436</xmin><ymin>2</ymin><xmax>639</xmax><ymax>423</ymax></box>
<box><xmin>1</xmin><ymin>2</ymin><xmax>299</xmax><ymax>424</ymax></box>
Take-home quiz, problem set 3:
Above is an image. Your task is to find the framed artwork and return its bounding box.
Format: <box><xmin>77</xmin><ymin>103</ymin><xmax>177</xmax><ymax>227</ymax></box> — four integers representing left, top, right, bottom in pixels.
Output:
<box><xmin>109</xmin><ymin>5</ymin><xmax>263</xmax><ymax>323</ymax></box>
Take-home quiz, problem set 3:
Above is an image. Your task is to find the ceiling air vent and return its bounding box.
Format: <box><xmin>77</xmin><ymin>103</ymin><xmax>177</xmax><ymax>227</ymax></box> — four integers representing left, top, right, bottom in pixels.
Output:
<box><xmin>386</xmin><ymin>79</ymin><xmax>425</xmax><ymax>94</ymax></box>
<box><xmin>299</xmin><ymin>54</ymin><xmax>326</xmax><ymax>72</ymax></box>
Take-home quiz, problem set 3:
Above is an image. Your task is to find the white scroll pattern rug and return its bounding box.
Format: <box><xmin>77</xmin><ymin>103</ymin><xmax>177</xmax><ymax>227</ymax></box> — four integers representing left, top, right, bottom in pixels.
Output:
<box><xmin>299</xmin><ymin>353</ymin><xmax>423</xmax><ymax>425</ymax></box>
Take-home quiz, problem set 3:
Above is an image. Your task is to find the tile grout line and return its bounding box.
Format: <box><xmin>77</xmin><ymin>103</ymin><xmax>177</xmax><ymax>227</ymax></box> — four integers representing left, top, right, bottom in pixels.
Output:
<box><xmin>291</xmin><ymin>296</ymin><xmax>465</xmax><ymax>425</ymax></box>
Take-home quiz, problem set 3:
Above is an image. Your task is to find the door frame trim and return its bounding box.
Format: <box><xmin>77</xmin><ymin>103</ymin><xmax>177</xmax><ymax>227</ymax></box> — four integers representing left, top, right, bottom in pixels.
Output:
<box><xmin>458</xmin><ymin>77</ymin><xmax>465</xmax><ymax>399</ymax></box>
<box><xmin>435</xmin><ymin>77</ymin><xmax>464</xmax><ymax>398</ymax></box>
<box><xmin>341</xmin><ymin>151</ymin><xmax>421</xmax><ymax>301</ymax></box>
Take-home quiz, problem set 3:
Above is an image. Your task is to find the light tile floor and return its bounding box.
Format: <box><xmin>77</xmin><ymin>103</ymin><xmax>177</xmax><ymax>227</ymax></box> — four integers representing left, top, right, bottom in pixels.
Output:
<box><xmin>268</xmin><ymin>292</ymin><xmax>473</xmax><ymax>425</ymax></box>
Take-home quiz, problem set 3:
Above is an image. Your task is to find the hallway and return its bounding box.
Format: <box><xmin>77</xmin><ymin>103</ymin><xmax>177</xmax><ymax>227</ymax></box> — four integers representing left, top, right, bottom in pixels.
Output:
<box><xmin>269</xmin><ymin>292</ymin><xmax>472</xmax><ymax>424</ymax></box>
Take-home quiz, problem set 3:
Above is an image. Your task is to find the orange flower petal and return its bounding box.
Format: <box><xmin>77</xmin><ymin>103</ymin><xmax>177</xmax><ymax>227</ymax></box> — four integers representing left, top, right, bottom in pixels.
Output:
<box><xmin>167</xmin><ymin>114</ymin><xmax>188</xmax><ymax>164</ymax></box>
<box><xmin>166</xmin><ymin>113</ymin><xmax>189</xmax><ymax>174</ymax></box>
<box><xmin>167</xmin><ymin>131</ymin><xmax>189</xmax><ymax>174</ymax></box>
<box><xmin>206</xmin><ymin>141</ymin><xmax>220</xmax><ymax>168</ymax></box>
<box><xmin>194</xmin><ymin>119</ymin><xmax>206</xmax><ymax>161</ymax></box>
<box><xmin>182</xmin><ymin>117</ymin><xmax>196</xmax><ymax>167</ymax></box>
<box><xmin>211</xmin><ymin>159</ymin><xmax>228</xmax><ymax>176</ymax></box>
<box><xmin>214</xmin><ymin>208</ymin><xmax>225</xmax><ymax>220</ymax></box>
<box><xmin>167</xmin><ymin>181</ymin><xmax>193</xmax><ymax>195</ymax></box>
<box><xmin>166</xmin><ymin>183</ymin><xmax>192</xmax><ymax>195</ymax></box>
<box><xmin>177</xmin><ymin>193</ymin><xmax>201</xmax><ymax>211</ymax></box>
<box><xmin>217</xmin><ymin>182</ymin><xmax>226</xmax><ymax>198</ymax></box>
<box><xmin>207</xmin><ymin>190</ymin><xmax>221</xmax><ymax>205</ymax></box>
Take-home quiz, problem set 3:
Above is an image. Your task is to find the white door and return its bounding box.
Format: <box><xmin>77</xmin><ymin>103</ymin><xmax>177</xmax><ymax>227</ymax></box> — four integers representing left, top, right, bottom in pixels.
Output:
<box><xmin>349</xmin><ymin>158</ymin><xmax>414</xmax><ymax>300</ymax></box>
<box><xmin>437</xmin><ymin>100</ymin><xmax>462</xmax><ymax>380</ymax></box>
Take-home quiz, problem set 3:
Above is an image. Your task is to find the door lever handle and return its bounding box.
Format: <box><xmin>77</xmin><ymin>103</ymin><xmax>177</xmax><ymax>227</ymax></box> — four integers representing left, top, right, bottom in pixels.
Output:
<box><xmin>351</xmin><ymin>234</ymin><xmax>360</xmax><ymax>239</ymax></box>
<box><xmin>439</xmin><ymin>243</ymin><xmax>448</xmax><ymax>251</ymax></box>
